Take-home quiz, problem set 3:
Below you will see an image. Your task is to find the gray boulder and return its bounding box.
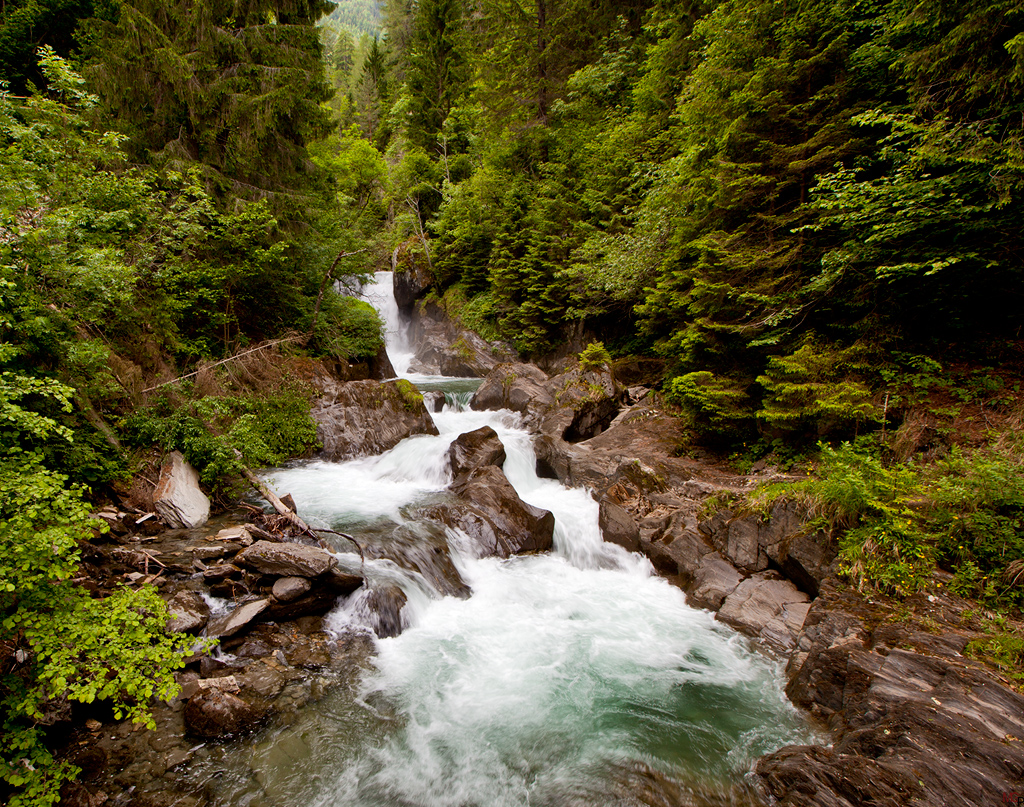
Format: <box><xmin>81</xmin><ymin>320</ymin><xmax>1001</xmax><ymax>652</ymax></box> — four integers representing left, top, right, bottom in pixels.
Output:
<box><xmin>421</xmin><ymin>465</ymin><xmax>555</xmax><ymax>559</ymax></box>
<box><xmin>472</xmin><ymin>363</ymin><xmax>552</xmax><ymax>414</ymax></box>
<box><xmin>312</xmin><ymin>379</ymin><xmax>438</xmax><ymax>461</ymax></box>
<box><xmin>183</xmin><ymin>689</ymin><xmax>264</xmax><ymax>738</ymax></box>
<box><xmin>235</xmin><ymin>541</ymin><xmax>336</xmax><ymax>578</ymax></box>
<box><xmin>447</xmin><ymin>426</ymin><xmax>506</xmax><ymax>480</ymax></box>
<box><xmin>153</xmin><ymin>451</ymin><xmax>210</xmax><ymax>529</ymax></box>
<box><xmin>165</xmin><ymin>590</ymin><xmax>210</xmax><ymax>634</ymax></box>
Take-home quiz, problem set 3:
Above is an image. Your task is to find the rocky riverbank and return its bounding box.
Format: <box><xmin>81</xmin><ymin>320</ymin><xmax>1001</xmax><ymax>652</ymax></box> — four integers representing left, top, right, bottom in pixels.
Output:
<box><xmin>54</xmin><ymin>319</ymin><xmax>1024</xmax><ymax>807</ymax></box>
<box><xmin>480</xmin><ymin>357</ymin><xmax>1024</xmax><ymax>806</ymax></box>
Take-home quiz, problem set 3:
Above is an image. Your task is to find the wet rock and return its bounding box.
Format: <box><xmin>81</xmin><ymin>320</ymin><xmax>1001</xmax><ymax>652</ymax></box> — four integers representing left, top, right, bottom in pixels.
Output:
<box><xmin>264</xmin><ymin>572</ymin><xmax>362</xmax><ymax>621</ymax></box>
<box><xmin>203</xmin><ymin>563</ymin><xmax>243</xmax><ymax>582</ymax></box>
<box><xmin>549</xmin><ymin>366</ymin><xmax>624</xmax><ymax>443</ymax></box>
<box><xmin>427</xmin><ymin>465</ymin><xmax>555</xmax><ymax>558</ymax></box>
<box><xmin>472</xmin><ymin>363</ymin><xmax>552</xmax><ymax>414</ymax></box>
<box><xmin>206</xmin><ymin>599</ymin><xmax>270</xmax><ymax>639</ymax></box>
<box><xmin>358</xmin><ymin>585</ymin><xmax>408</xmax><ymax>638</ymax></box>
<box><xmin>183</xmin><ymin>688</ymin><xmax>264</xmax><ymax>738</ymax></box>
<box><xmin>447</xmin><ymin>426</ymin><xmax>506</xmax><ymax>479</ymax></box>
<box><xmin>312</xmin><ymin>379</ymin><xmax>439</xmax><ymax>461</ymax></box>
<box><xmin>422</xmin><ymin>391</ymin><xmax>445</xmax><ymax>412</ymax></box>
<box><xmin>698</xmin><ymin>502</ymin><xmax>837</xmax><ymax>597</ymax></box>
<box><xmin>598</xmin><ymin>499</ymin><xmax>640</xmax><ymax>553</ymax></box>
<box><xmin>165</xmin><ymin>590</ymin><xmax>210</xmax><ymax>634</ymax></box>
<box><xmin>393</xmin><ymin>250</ymin><xmax>432</xmax><ymax>309</ymax></box>
<box><xmin>407</xmin><ymin>300</ymin><xmax>514</xmax><ymax>377</ymax></box>
<box><xmin>366</xmin><ymin>522</ymin><xmax>471</xmax><ymax>599</ymax></box>
<box><xmin>271</xmin><ymin>576</ymin><xmax>312</xmax><ymax>602</ymax></box>
<box><xmin>153</xmin><ymin>451</ymin><xmax>210</xmax><ymax>529</ymax></box>
<box><xmin>688</xmin><ymin>555</ymin><xmax>744</xmax><ymax>611</ymax></box>
<box><xmin>717</xmin><ymin>573</ymin><xmax>810</xmax><ymax>653</ymax></box>
<box><xmin>214</xmin><ymin>525</ymin><xmax>253</xmax><ymax>546</ymax></box>
<box><xmin>756</xmin><ymin>584</ymin><xmax>1024</xmax><ymax>806</ymax></box>
<box><xmin>235</xmin><ymin>541</ymin><xmax>336</xmax><ymax>578</ymax></box>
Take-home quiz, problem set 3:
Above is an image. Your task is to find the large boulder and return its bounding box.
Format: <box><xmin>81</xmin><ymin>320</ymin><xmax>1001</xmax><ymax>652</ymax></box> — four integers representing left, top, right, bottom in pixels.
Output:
<box><xmin>472</xmin><ymin>363</ymin><xmax>552</xmax><ymax>414</ymax></box>
<box><xmin>447</xmin><ymin>426</ymin><xmax>506</xmax><ymax>480</ymax></box>
<box><xmin>539</xmin><ymin>365</ymin><xmax>624</xmax><ymax>443</ymax></box>
<box><xmin>716</xmin><ymin>572</ymin><xmax>811</xmax><ymax>653</ymax></box>
<box><xmin>183</xmin><ymin>689</ymin><xmax>264</xmax><ymax>738</ymax></box>
<box><xmin>422</xmin><ymin>466</ymin><xmax>555</xmax><ymax>558</ymax></box>
<box><xmin>312</xmin><ymin>379</ymin><xmax>438</xmax><ymax>461</ymax></box>
<box><xmin>698</xmin><ymin>502</ymin><xmax>837</xmax><ymax>597</ymax></box>
<box><xmin>598</xmin><ymin>499</ymin><xmax>640</xmax><ymax>553</ymax></box>
<box><xmin>165</xmin><ymin>590</ymin><xmax>210</xmax><ymax>634</ymax></box>
<box><xmin>153</xmin><ymin>451</ymin><xmax>210</xmax><ymax>529</ymax></box>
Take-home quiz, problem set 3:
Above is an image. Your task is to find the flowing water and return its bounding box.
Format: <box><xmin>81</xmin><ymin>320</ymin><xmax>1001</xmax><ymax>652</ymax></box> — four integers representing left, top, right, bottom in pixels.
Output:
<box><xmin>195</xmin><ymin>273</ymin><xmax>812</xmax><ymax>806</ymax></box>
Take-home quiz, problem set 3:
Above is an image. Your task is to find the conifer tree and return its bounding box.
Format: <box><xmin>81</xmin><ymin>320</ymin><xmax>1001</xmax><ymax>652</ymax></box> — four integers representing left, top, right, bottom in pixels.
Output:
<box><xmin>84</xmin><ymin>0</ymin><xmax>335</xmax><ymax>212</ymax></box>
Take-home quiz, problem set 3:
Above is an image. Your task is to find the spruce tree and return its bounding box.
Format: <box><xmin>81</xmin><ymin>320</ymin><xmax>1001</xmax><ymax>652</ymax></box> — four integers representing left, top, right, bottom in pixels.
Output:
<box><xmin>84</xmin><ymin>0</ymin><xmax>335</xmax><ymax>212</ymax></box>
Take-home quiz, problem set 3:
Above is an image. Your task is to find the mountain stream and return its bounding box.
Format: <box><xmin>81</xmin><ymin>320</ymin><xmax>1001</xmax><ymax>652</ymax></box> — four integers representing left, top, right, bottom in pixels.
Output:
<box><xmin>192</xmin><ymin>273</ymin><xmax>812</xmax><ymax>806</ymax></box>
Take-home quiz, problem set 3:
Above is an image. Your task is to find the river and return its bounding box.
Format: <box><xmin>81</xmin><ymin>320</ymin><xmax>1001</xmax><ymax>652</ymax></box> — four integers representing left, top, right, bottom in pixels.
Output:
<box><xmin>195</xmin><ymin>273</ymin><xmax>812</xmax><ymax>806</ymax></box>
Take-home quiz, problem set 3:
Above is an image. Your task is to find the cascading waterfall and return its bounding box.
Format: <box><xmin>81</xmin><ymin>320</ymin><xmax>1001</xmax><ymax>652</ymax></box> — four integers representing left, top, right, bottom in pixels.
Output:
<box><xmin>358</xmin><ymin>271</ymin><xmax>417</xmax><ymax>377</ymax></box>
<box><xmin>199</xmin><ymin>272</ymin><xmax>812</xmax><ymax>806</ymax></box>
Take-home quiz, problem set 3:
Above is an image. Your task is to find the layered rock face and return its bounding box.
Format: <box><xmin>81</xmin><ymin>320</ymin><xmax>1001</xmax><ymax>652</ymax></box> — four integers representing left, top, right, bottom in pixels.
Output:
<box><xmin>312</xmin><ymin>378</ymin><xmax>438</xmax><ymax>460</ymax></box>
<box><xmin>756</xmin><ymin>584</ymin><xmax>1024</xmax><ymax>806</ymax></box>
<box><xmin>406</xmin><ymin>301</ymin><xmax>517</xmax><ymax>377</ymax></box>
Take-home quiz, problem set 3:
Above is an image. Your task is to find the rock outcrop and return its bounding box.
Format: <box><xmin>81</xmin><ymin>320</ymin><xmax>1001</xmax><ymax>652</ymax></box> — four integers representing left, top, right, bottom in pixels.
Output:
<box><xmin>312</xmin><ymin>378</ymin><xmax>439</xmax><ymax>461</ymax></box>
<box><xmin>414</xmin><ymin>426</ymin><xmax>555</xmax><ymax>559</ymax></box>
<box><xmin>153</xmin><ymin>451</ymin><xmax>210</xmax><ymax>529</ymax></box>
<box><xmin>471</xmin><ymin>361</ymin><xmax>624</xmax><ymax>443</ymax></box>
<box><xmin>755</xmin><ymin>584</ymin><xmax>1024</xmax><ymax>806</ymax></box>
<box><xmin>407</xmin><ymin>301</ymin><xmax>516</xmax><ymax>377</ymax></box>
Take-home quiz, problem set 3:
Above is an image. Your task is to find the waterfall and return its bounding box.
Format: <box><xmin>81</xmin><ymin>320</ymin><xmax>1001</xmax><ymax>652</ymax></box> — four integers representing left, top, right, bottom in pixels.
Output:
<box><xmin>212</xmin><ymin>273</ymin><xmax>813</xmax><ymax>807</ymax></box>
<box><xmin>358</xmin><ymin>271</ymin><xmax>416</xmax><ymax>377</ymax></box>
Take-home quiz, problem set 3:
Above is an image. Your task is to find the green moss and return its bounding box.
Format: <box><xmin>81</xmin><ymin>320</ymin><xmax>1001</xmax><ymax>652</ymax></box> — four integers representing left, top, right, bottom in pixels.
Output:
<box><xmin>394</xmin><ymin>379</ymin><xmax>424</xmax><ymax>411</ymax></box>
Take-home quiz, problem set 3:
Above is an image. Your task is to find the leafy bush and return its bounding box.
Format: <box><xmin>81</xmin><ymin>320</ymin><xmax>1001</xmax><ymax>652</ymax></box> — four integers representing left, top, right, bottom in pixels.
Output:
<box><xmin>311</xmin><ymin>293</ymin><xmax>384</xmax><ymax>361</ymax></box>
<box><xmin>578</xmin><ymin>341</ymin><xmax>612</xmax><ymax>371</ymax></box>
<box><xmin>124</xmin><ymin>388</ymin><xmax>321</xmax><ymax>485</ymax></box>
<box><xmin>752</xmin><ymin>441</ymin><xmax>1024</xmax><ymax>609</ymax></box>
<box><xmin>665</xmin><ymin>371</ymin><xmax>754</xmax><ymax>442</ymax></box>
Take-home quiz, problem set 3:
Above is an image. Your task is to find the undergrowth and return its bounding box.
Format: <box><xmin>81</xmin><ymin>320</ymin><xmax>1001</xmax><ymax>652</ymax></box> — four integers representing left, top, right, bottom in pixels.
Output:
<box><xmin>749</xmin><ymin>440</ymin><xmax>1024</xmax><ymax>611</ymax></box>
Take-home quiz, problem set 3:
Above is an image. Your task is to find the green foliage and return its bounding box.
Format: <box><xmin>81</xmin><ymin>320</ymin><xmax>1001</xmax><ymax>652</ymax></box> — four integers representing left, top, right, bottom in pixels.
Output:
<box><xmin>757</xmin><ymin>338</ymin><xmax>880</xmax><ymax>438</ymax></box>
<box><xmin>666</xmin><ymin>371</ymin><xmax>753</xmax><ymax>442</ymax></box>
<box><xmin>0</xmin><ymin>361</ymin><xmax>196</xmax><ymax>806</ymax></box>
<box><xmin>578</xmin><ymin>341</ymin><xmax>611</xmax><ymax>371</ymax></box>
<box><xmin>967</xmin><ymin>630</ymin><xmax>1024</xmax><ymax>684</ymax></box>
<box><xmin>752</xmin><ymin>443</ymin><xmax>931</xmax><ymax>597</ymax></box>
<box><xmin>393</xmin><ymin>378</ymin><xmax>424</xmax><ymax>411</ymax></box>
<box><xmin>312</xmin><ymin>293</ymin><xmax>385</xmax><ymax>362</ymax></box>
<box><xmin>125</xmin><ymin>388</ymin><xmax>321</xmax><ymax>484</ymax></box>
<box><xmin>753</xmin><ymin>441</ymin><xmax>1024</xmax><ymax>609</ymax></box>
<box><xmin>84</xmin><ymin>0</ymin><xmax>335</xmax><ymax>211</ymax></box>
<box><xmin>925</xmin><ymin>449</ymin><xmax>1024</xmax><ymax>610</ymax></box>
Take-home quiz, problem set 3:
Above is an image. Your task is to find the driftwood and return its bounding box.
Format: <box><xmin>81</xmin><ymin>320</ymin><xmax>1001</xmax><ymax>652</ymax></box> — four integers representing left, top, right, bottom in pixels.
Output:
<box><xmin>238</xmin><ymin>459</ymin><xmax>365</xmax><ymax>565</ymax></box>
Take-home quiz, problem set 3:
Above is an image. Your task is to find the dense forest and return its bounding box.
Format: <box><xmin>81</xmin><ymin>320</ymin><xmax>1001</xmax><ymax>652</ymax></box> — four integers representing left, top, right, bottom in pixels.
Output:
<box><xmin>1</xmin><ymin>0</ymin><xmax>1023</xmax><ymax>803</ymax></box>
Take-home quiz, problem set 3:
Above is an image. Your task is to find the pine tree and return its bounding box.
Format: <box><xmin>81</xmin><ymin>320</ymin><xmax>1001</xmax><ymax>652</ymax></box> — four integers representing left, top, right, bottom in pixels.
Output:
<box><xmin>406</xmin><ymin>0</ymin><xmax>468</xmax><ymax>154</ymax></box>
<box><xmin>84</xmin><ymin>0</ymin><xmax>335</xmax><ymax>212</ymax></box>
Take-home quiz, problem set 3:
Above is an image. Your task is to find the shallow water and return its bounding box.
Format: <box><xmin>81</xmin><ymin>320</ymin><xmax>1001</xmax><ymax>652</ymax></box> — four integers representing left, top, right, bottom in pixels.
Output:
<box><xmin>195</xmin><ymin>274</ymin><xmax>812</xmax><ymax>806</ymax></box>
